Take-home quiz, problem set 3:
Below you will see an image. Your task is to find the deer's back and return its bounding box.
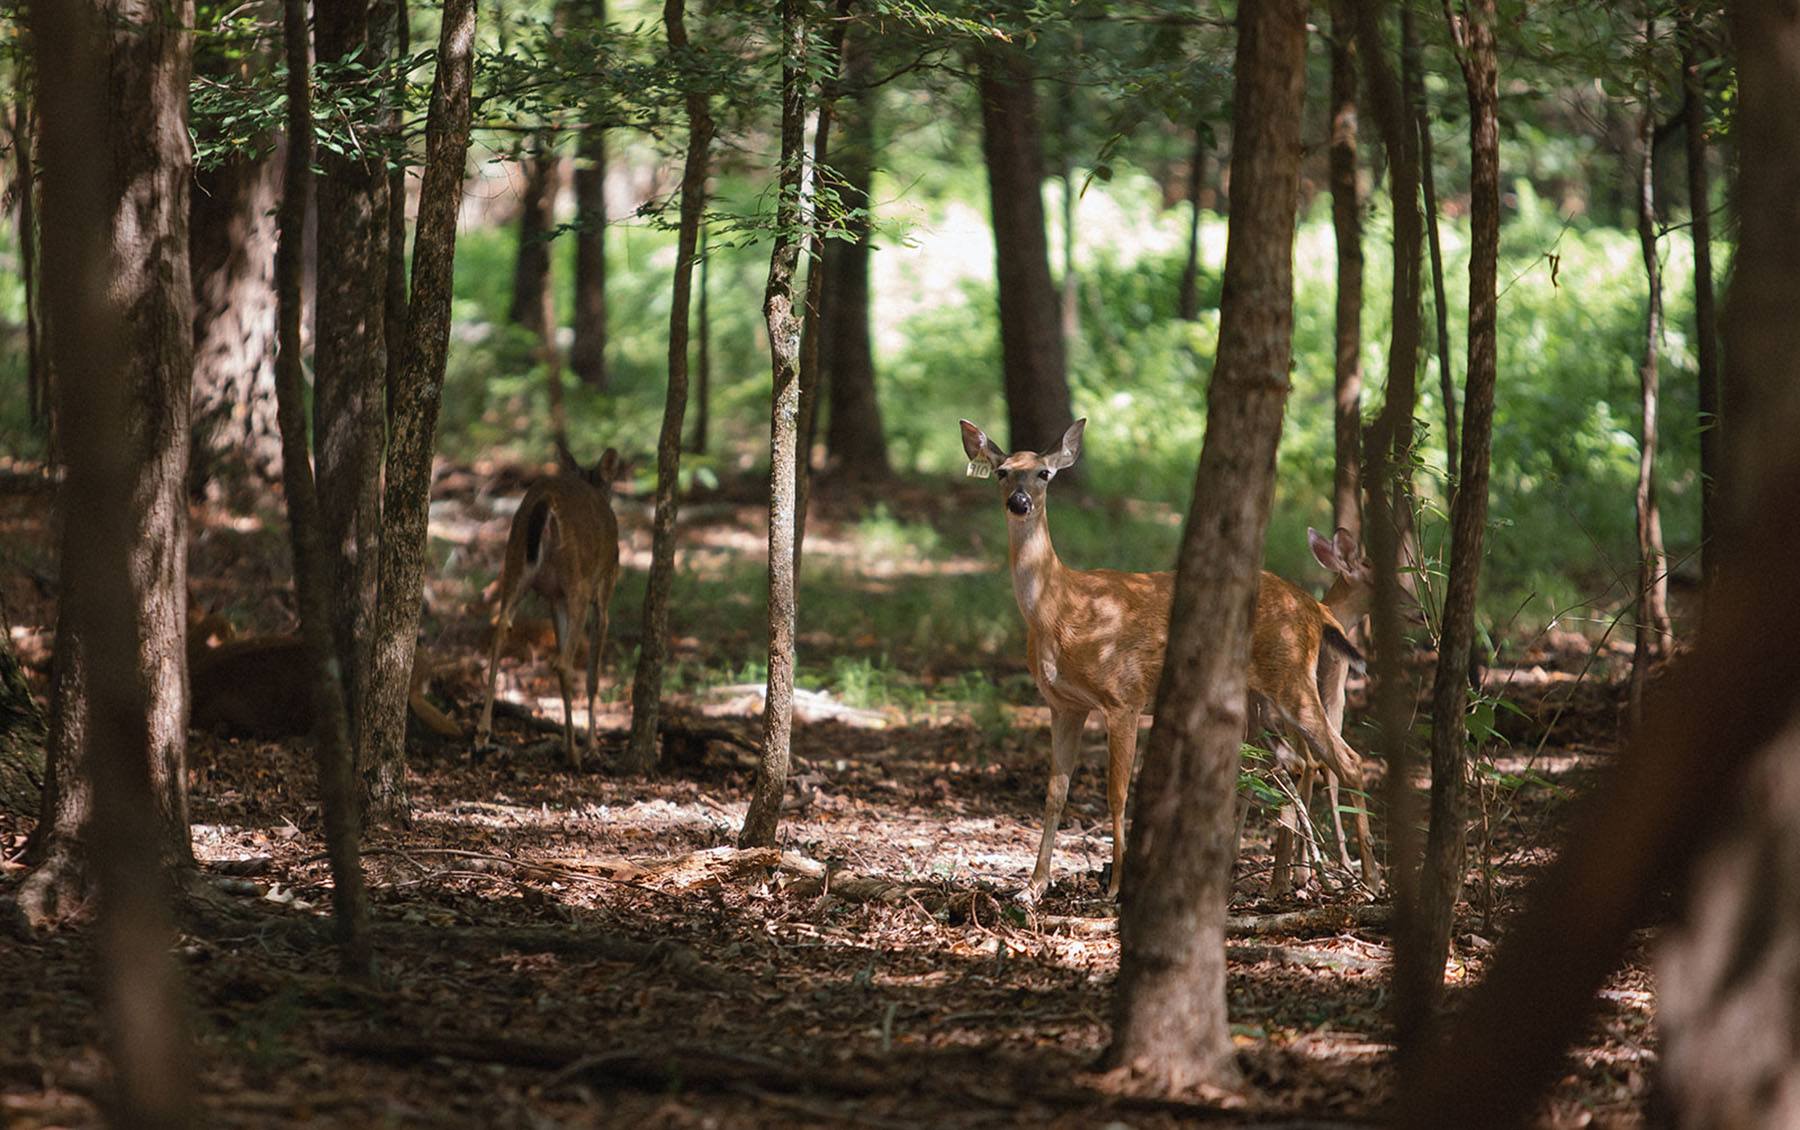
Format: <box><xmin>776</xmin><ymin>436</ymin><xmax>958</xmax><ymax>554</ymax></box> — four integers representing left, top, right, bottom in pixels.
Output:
<box><xmin>507</xmin><ymin>477</ymin><xmax>620</xmax><ymax>600</ymax></box>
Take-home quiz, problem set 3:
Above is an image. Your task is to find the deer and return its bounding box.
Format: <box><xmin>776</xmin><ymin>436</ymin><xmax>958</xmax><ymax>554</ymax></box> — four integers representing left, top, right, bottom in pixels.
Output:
<box><xmin>960</xmin><ymin>417</ymin><xmax>1380</xmax><ymax>903</ymax></box>
<box><xmin>475</xmin><ymin>444</ymin><xmax>623</xmax><ymax>769</ymax></box>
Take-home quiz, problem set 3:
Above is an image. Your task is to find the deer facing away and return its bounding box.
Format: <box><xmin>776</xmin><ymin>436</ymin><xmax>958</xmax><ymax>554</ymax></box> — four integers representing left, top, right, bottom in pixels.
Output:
<box><xmin>475</xmin><ymin>445</ymin><xmax>623</xmax><ymax>769</ymax></box>
<box><xmin>960</xmin><ymin>418</ymin><xmax>1379</xmax><ymax>903</ymax></box>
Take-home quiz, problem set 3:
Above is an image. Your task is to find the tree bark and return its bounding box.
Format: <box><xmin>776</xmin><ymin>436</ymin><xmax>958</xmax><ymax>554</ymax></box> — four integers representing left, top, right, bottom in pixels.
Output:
<box><xmin>1328</xmin><ymin>0</ymin><xmax>1362</xmax><ymax>539</ymax></box>
<box><xmin>740</xmin><ymin>0</ymin><xmax>807</xmax><ymax>850</ymax></box>
<box><xmin>509</xmin><ymin>137</ymin><xmax>559</xmax><ymax>338</ymax></box>
<box><xmin>625</xmin><ymin>0</ymin><xmax>711</xmax><ymax>775</ymax></box>
<box><xmin>0</xmin><ymin>627</ymin><xmax>46</xmax><ymax>819</ymax></box>
<box><xmin>359</xmin><ymin>0</ymin><xmax>478</xmax><ymax>825</ymax></box>
<box><xmin>22</xmin><ymin>4</ymin><xmax>197</xmax><ymax>1123</ymax></box>
<box><xmin>821</xmin><ymin>28</ymin><xmax>888</xmax><ymax>478</ymax></box>
<box><xmin>1683</xmin><ymin>10</ymin><xmax>1719</xmax><ymax>590</ymax></box>
<box><xmin>976</xmin><ymin>41</ymin><xmax>1075</xmax><ymax>457</ymax></box>
<box><xmin>275</xmin><ymin>0</ymin><xmax>372</xmax><ymax>976</ymax></box>
<box><xmin>11</xmin><ymin>45</ymin><xmax>46</xmax><ymax>434</ymax></box>
<box><xmin>1630</xmin><ymin>13</ymin><xmax>1673</xmax><ymax>718</ymax></box>
<box><xmin>570</xmin><ymin>0</ymin><xmax>608</xmax><ymax>390</ymax></box>
<box><xmin>1394</xmin><ymin>0</ymin><xmax>1500</xmax><ymax>1066</ymax></box>
<box><xmin>1105</xmin><ymin>0</ymin><xmax>1307</xmax><ymax>1093</ymax></box>
<box><xmin>313</xmin><ymin>0</ymin><xmax>391</xmax><ymax>749</ymax></box>
<box><xmin>688</xmin><ymin>221</ymin><xmax>711</xmax><ymax>454</ymax></box>
<box><xmin>376</xmin><ymin>0</ymin><xmax>410</xmax><ymax>408</ymax></box>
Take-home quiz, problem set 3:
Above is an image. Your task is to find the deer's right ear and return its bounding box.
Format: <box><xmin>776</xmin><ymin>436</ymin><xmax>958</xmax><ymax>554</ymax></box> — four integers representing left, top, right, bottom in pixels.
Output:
<box><xmin>596</xmin><ymin>447</ymin><xmax>622</xmax><ymax>484</ymax></box>
<box><xmin>960</xmin><ymin>420</ymin><xmax>1005</xmax><ymax>466</ymax></box>
<box><xmin>1308</xmin><ymin>526</ymin><xmax>1340</xmax><ymax>571</ymax></box>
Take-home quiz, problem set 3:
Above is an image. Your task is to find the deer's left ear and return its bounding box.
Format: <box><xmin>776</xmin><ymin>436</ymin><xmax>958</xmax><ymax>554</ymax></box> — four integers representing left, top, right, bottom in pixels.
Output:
<box><xmin>1308</xmin><ymin>526</ymin><xmax>1340</xmax><ymax>571</ymax></box>
<box><xmin>1045</xmin><ymin>418</ymin><xmax>1086</xmax><ymax>472</ymax></box>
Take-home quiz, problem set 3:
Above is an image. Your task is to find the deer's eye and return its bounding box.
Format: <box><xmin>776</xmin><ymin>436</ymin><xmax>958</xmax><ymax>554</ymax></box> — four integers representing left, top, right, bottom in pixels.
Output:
<box><xmin>1037</xmin><ymin>469</ymin><xmax>1052</xmax><ymax>481</ymax></box>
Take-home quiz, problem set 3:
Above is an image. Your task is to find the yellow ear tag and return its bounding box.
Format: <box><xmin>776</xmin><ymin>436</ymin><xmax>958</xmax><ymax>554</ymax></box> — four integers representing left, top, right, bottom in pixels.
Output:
<box><xmin>966</xmin><ymin>460</ymin><xmax>993</xmax><ymax>479</ymax></box>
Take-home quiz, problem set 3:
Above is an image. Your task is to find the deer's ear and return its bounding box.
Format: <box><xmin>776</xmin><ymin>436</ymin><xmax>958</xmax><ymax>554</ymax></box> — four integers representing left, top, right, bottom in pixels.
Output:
<box><xmin>1333</xmin><ymin>527</ymin><xmax>1361</xmax><ymax>567</ymax></box>
<box><xmin>1308</xmin><ymin>526</ymin><xmax>1340</xmax><ymax>571</ymax></box>
<box><xmin>960</xmin><ymin>420</ymin><xmax>1006</xmax><ymax>466</ymax></box>
<box><xmin>1045</xmin><ymin>418</ymin><xmax>1086</xmax><ymax>472</ymax></box>
<box><xmin>555</xmin><ymin>440</ymin><xmax>581</xmax><ymax>476</ymax></box>
<box><xmin>596</xmin><ymin>447</ymin><xmax>622</xmax><ymax>484</ymax></box>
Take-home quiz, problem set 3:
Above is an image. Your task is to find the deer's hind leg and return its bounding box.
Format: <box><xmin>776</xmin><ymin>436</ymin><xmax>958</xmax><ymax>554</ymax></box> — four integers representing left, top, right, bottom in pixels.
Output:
<box><xmin>1101</xmin><ymin>708</ymin><xmax>1142</xmax><ymax>899</ymax></box>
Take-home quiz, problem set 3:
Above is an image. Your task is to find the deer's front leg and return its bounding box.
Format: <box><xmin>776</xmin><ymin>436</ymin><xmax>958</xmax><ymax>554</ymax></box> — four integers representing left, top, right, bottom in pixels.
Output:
<box><xmin>1023</xmin><ymin>706</ymin><xmax>1088</xmax><ymax>904</ymax></box>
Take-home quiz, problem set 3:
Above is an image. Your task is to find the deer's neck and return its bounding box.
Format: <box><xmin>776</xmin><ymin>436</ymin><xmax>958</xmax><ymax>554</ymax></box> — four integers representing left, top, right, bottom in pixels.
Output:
<box><xmin>1007</xmin><ymin>510</ymin><xmax>1064</xmax><ymax>625</ymax></box>
<box><xmin>1323</xmin><ymin>578</ymin><xmax>1370</xmax><ymax>626</ymax></box>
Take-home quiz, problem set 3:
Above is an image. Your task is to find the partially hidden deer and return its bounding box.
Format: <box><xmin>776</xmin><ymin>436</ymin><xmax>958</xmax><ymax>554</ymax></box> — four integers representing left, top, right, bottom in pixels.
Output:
<box><xmin>475</xmin><ymin>444</ymin><xmax>623</xmax><ymax>769</ymax></box>
<box><xmin>960</xmin><ymin>418</ymin><xmax>1380</xmax><ymax>903</ymax></box>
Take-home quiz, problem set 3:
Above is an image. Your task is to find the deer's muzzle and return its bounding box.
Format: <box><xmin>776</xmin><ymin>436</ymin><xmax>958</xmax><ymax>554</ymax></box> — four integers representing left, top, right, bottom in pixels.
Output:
<box><xmin>1006</xmin><ymin>490</ymin><xmax>1032</xmax><ymax>516</ymax></box>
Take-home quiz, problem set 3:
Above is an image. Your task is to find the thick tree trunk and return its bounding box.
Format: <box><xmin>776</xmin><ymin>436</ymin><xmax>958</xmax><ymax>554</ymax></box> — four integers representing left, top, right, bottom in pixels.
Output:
<box><xmin>275</xmin><ymin>0</ymin><xmax>372</xmax><ymax>976</ymax></box>
<box><xmin>740</xmin><ymin>0</ymin><xmax>806</xmax><ymax>850</ymax></box>
<box><xmin>359</xmin><ymin>0</ymin><xmax>478</xmax><ymax>825</ymax></box>
<box><xmin>1631</xmin><ymin>20</ymin><xmax>1673</xmax><ymax>716</ymax></box>
<box><xmin>1392</xmin><ymin>9</ymin><xmax>1800</xmax><ymax>1117</ymax></box>
<box><xmin>0</xmin><ymin>630</ymin><xmax>46</xmax><ymax>819</ymax></box>
<box><xmin>1105</xmin><ymin>0</ymin><xmax>1306</xmax><ymax>1093</ymax></box>
<box><xmin>22</xmin><ymin>5</ymin><xmax>197</xmax><ymax>1123</ymax></box>
<box><xmin>976</xmin><ymin>42</ymin><xmax>1075</xmax><ymax>457</ymax></box>
<box><xmin>821</xmin><ymin>30</ymin><xmax>888</xmax><ymax>478</ymax></box>
<box><xmin>625</xmin><ymin>0</ymin><xmax>711</xmax><ymax>775</ymax></box>
<box><xmin>313</xmin><ymin>0</ymin><xmax>390</xmax><ymax>749</ymax></box>
<box><xmin>189</xmin><ymin>149</ymin><xmax>282</xmax><ymax>493</ymax></box>
<box><xmin>569</xmin><ymin>0</ymin><xmax>607</xmax><ymax>389</ymax></box>
<box><xmin>1328</xmin><ymin>0</ymin><xmax>1362</xmax><ymax>538</ymax></box>
<box><xmin>1395</xmin><ymin>0</ymin><xmax>1500</xmax><ymax>1066</ymax></box>
<box><xmin>1684</xmin><ymin>12</ymin><xmax>1719</xmax><ymax>590</ymax></box>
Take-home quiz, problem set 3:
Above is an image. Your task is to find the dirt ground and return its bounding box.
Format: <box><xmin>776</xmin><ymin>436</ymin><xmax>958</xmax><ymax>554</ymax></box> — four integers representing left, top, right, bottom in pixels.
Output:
<box><xmin>0</xmin><ymin>461</ymin><xmax>1654</xmax><ymax>1128</ymax></box>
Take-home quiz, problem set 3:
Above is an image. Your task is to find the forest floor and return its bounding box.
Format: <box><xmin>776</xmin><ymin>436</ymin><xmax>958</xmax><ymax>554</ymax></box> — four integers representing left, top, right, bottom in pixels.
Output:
<box><xmin>0</xmin><ymin>459</ymin><xmax>1653</xmax><ymax>1128</ymax></box>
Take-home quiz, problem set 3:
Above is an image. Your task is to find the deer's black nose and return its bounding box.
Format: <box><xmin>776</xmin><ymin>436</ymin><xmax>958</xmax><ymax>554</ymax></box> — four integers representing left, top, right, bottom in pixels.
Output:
<box><xmin>1006</xmin><ymin>490</ymin><xmax>1031</xmax><ymax>516</ymax></box>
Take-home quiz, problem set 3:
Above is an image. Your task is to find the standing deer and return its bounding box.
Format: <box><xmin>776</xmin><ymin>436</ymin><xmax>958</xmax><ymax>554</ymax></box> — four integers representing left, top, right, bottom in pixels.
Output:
<box><xmin>961</xmin><ymin>418</ymin><xmax>1379</xmax><ymax>903</ymax></box>
<box><xmin>476</xmin><ymin>444</ymin><xmax>623</xmax><ymax>768</ymax></box>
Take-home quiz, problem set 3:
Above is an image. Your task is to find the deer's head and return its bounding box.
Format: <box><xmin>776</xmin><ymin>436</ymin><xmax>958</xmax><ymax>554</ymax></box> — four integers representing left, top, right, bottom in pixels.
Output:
<box><xmin>960</xmin><ymin>418</ymin><xmax>1085</xmax><ymax>520</ymax></box>
<box><xmin>556</xmin><ymin>441</ymin><xmax>625</xmax><ymax>495</ymax></box>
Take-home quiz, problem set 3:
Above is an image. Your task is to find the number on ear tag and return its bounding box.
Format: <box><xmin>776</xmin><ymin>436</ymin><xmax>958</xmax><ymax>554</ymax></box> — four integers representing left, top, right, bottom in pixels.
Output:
<box><xmin>966</xmin><ymin>460</ymin><xmax>993</xmax><ymax>479</ymax></box>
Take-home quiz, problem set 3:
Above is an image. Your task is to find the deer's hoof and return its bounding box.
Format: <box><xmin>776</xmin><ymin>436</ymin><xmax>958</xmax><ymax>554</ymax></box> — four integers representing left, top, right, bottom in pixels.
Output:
<box><xmin>1013</xmin><ymin>884</ymin><xmax>1044</xmax><ymax>907</ymax></box>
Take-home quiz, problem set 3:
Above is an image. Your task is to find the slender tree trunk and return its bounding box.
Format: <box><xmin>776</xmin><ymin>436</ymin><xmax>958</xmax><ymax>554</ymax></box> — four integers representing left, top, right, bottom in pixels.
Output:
<box><xmin>509</xmin><ymin>138</ymin><xmax>559</xmax><ymax>336</ymax></box>
<box><xmin>1057</xmin><ymin>62</ymin><xmax>1079</xmax><ymax>345</ymax></box>
<box><xmin>740</xmin><ymin>0</ymin><xmax>807</xmax><ymax>850</ymax></box>
<box><xmin>1177</xmin><ymin>126</ymin><xmax>1206</xmax><ymax>322</ymax></box>
<box><xmin>688</xmin><ymin>220</ymin><xmax>711</xmax><ymax>455</ymax></box>
<box><xmin>976</xmin><ymin>42</ymin><xmax>1075</xmax><ymax>457</ymax></box>
<box><xmin>1329</xmin><ymin>0</ymin><xmax>1362</xmax><ymax>538</ymax></box>
<box><xmin>377</xmin><ymin>0</ymin><xmax>410</xmax><ymax>407</ymax></box>
<box><xmin>793</xmin><ymin>0</ymin><xmax>851</xmax><ymax>576</ymax></box>
<box><xmin>1394</xmin><ymin>10</ymin><xmax>1800</xmax><ymax>1118</ymax></box>
<box><xmin>625</xmin><ymin>0</ymin><xmax>711</xmax><ymax>775</ymax></box>
<box><xmin>313</xmin><ymin>0</ymin><xmax>390</xmax><ymax>752</ymax></box>
<box><xmin>359</xmin><ymin>0</ymin><xmax>478</xmax><ymax>825</ymax></box>
<box><xmin>1684</xmin><ymin>11</ymin><xmax>1719</xmax><ymax>590</ymax></box>
<box><xmin>275</xmin><ymin>0</ymin><xmax>372</xmax><ymax>976</ymax></box>
<box><xmin>22</xmin><ymin>8</ymin><xmax>197</xmax><ymax>1122</ymax></box>
<box><xmin>1395</xmin><ymin>0</ymin><xmax>1500</xmax><ymax>1066</ymax></box>
<box><xmin>11</xmin><ymin>42</ymin><xmax>46</xmax><ymax>433</ymax></box>
<box><xmin>1416</xmin><ymin>35</ymin><xmax>1458</xmax><ymax>479</ymax></box>
<box><xmin>0</xmin><ymin>628</ymin><xmax>46</xmax><ymax>819</ymax></box>
<box><xmin>821</xmin><ymin>29</ymin><xmax>888</xmax><ymax>477</ymax></box>
<box><xmin>569</xmin><ymin>0</ymin><xmax>607</xmax><ymax>389</ymax></box>
<box><xmin>1631</xmin><ymin>15</ymin><xmax>1674</xmax><ymax>717</ymax></box>
<box><xmin>1105</xmin><ymin>0</ymin><xmax>1307</xmax><ymax>1093</ymax></box>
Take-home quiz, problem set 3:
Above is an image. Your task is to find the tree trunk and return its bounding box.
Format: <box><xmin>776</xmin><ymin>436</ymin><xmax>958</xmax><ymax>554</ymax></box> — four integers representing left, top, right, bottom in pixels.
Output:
<box><xmin>740</xmin><ymin>0</ymin><xmax>806</xmax><ymax>850</ymax></box>
<box><xmin>1394</xmin><ymin>0</ymin><xmax>1500</xmax><ymax>1066</ymax></box>
<box><xmin>821</xmin><ymin>29</ymin><xmax>888</xmax><ymax>478</ymax></box>
<box><xmin>21</xmin><ymin>6</ymin><xmax>197</xmax><ymax>1122</ymax></box>
<box><xmin>359</xmin><ymin>0</ymin><xmax>478</xmax><ymax>825</ymax></box>
<box><xmin>11</xmin><ymin>48</ymin><xmax>46</xmax><ymax>434</ymax></box>
<box><xmin>688</xmin><ymin>221</ymin><xmax>711</xmax><ymax>454</ymax></box>
<box><xmin>510</xmin><ymin>139</ymin><xmax>558</xmax><ymax>336</ymax></box>
<box><xmin>1392</xmin><ymin>9</ymin><xmax>1800</xmax><ymax>1117</ymax></box>
<box><xmin>1630</xmin><ymin>16</ymin><xmax>1674</xmax><ymax>717</ymax></box>
<box><xmin>275</xmin><ymin>0</ymin><xmax>372</xmax><ymax>976</ymax></box>
<box><xmin>1105</xmin><ymin>0</ymin><xmax>1307</xmax><ymax>1093</ymax></box>
<box><xmin>1328</xmin><ymin>0</ymin><xmax>1362</xmax><ymax>538</ymax></box>
<box><xmin>1177</xmin><ymin>126</ymin><xmax>1207</xmax><ymax>322</ymax></box>
<box><xmin>976</xmin><ymin>42</ymin><xmax>1075</xmax><ymax>457</ymax></box>
<box><xmin>313</xmin><ymin>0</ymin><xmax>390</xmax><ymax>750</ymax></box>
<box><xmin>1683</xmin><ymin>11</ymin><xmax>1719</xmax><ymax>590</ymax></box>
<box><xmin>189</xmin><ymin>148</ymin><xmax>282</xmax><ymax>494</ymax></box>
<box><xmin>625</xmin><ymin>0</ymin><xmax>711</xmax><ymax>775</ymax></box>
<box><xmin>377</xmin><ymin>0</ymin><xmax>410</xmax><ymax>408</ymax></box>
<box><xmin>570</xmin><ymin>0</ymin><xmax>608</xmax><ymax>390</ymax></box>
<box><xmin>1416</xmin><ymin>27</ymin><xmax>1458</xmax><ymax>480</ymax></box>
<box><xmin>1057</xmin><ymin>64</ymin><xmax>1079</xmax><ymax>346</ymax></box>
